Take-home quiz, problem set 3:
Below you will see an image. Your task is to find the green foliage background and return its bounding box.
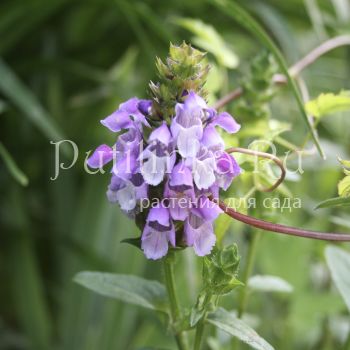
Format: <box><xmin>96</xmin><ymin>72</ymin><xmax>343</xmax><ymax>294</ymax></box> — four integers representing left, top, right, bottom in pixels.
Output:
<box><xmin>0</xmin><ymin>0</ymin><xmax>350</xmax><ymax>349</ymax></box>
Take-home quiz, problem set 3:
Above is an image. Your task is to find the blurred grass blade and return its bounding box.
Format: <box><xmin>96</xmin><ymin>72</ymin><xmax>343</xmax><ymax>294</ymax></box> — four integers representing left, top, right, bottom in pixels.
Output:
<box><xmin>10</xmin><ymin>235</ymin><xmax>52</xmax><ymax>350</ymax></box>
<box><xmin>325</xmin><ymin>246</ymin><xmax>350</xmax><ymax>312</ymax></box>
<box><xmin>174</xmin><ymin>17</ymin><xmax>239</xmax><ymax>68</ymax></box>
<box><xmin>0</xmin><ymin>58</ymin><xmax>67</xmax><ymax>150</ymax></box>
<box><xmin>315</xmin><ymin>196</ymin><xmax>350</xmax><ymax>209</ymax></box>
<box><xmin>0</xmin><ymin>141</ymin><xmax>28</xmax><ymax>186</ymax></box>
<box><xmin>208</xmin><ymin>0</ymin><xmax>325</xmax><ymax>158</ymax></box>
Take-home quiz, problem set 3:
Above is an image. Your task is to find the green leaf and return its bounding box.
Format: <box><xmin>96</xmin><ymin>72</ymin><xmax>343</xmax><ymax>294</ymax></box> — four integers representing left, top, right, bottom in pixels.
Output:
<box><xmin>325</xmin><ymin>246</ymin><xmax>350</xmax><ymax>312</ymax></box>
<box><xmin>338</xmin><ymin>157</ymin><xmax>350</xmax><ymax>169</ymax></box>
<box><xmin>174</xmin><ymin>17</ymin><xmax>239</xmax><ymax>68</ymax></box>
<box><xmin>0</xmin><ymin>58</ymin><xmax>67</xmax><ymax>154</ymax></box>
<box><xmin>74</xmin><ymin>272</ymin><xmax>168</xmax><ymax>312</ymax></box>
<box><xmin>207</xmin><ymin>308</ymin><xmax>275</xmax><ymax>350</ymax></box>
<box><xmin>0</xmin><ymin>142</ymin><xmax>28</xmax><ymax>186</ymax></box>
<box><xmin>208</xmin><ymin>0</ymin><xmax>325</xmax><ymax>158</ymax></box>
<box><xmin>248</xmin><ymin>275</ymin><xmax>293</xmax><ymax>293</ymax></box>
<box><xmin>338</xmin><ymin>176</ymin><xmax>350</xmax><ymax>198</ymax></box>
<box><xmin>315</xmin><ymin>196</ymin><xmax>350</xmax><ymax>209</ymax></box>
<box><xmin>305</xmin><ymin>91</ymin><xmax>350</xmax><ymax>118</ymax></box>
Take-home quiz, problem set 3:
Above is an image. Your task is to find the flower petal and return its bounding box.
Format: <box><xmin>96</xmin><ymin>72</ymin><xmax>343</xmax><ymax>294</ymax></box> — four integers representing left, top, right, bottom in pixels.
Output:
<box><xmin>191</xmin><ymin>195</ymin><xmax>223</xmax><ymax>221</ymax></box>
<box><xmin>141</xmin><ymin>226</ymin><xmax>169</xmax><ymax>260</ymax></box>
<box><xmin>101</xmin><ymin>110</ymin><xmax>132</xmax><ymax>132</ymax></box>
<box><xmin>193</xmin><ymin>155</ymin><xmax>217</xmax><ymax>190</ymax></box>
<box><xmin>176</xmin><ymin>126</ymin><xmax>202</xmax><ymax>158</ymax></box>
<box><xmin>184</xmin><ymin>213</ymin><xmax>216</xmax><ymax>256</ymax></box>
<box><xmin>147</xmin><ymin>204</ymin><xmax>171</xmax><ymax>228</ymax></box>
<box><xmin>169</xmin><ymin>162</ymin><xmax>193</xmax><ymax>192</ymax></box>
<box><xmin>211</xmin><ymin>112</ymin><xmax>240</xmax><ymax>133</ymax></box>
<box><xmin>149</xmin><ymin>122</ymin><xmax>172</xmax><ymax>146</ymax></box>
<box><xmin>87</xmin><ymin>144</ymin><xmax>113</xmax><ymax>168</ymax></box>
<box><xmin>216</xmin><ymin>152</ymin><xmax>241</xmax><ymax>190</ymax></box>
<box><xmin>201</xmin><ymin>125</ymin><xmax>225</xmax><ymax>151</ymax></box>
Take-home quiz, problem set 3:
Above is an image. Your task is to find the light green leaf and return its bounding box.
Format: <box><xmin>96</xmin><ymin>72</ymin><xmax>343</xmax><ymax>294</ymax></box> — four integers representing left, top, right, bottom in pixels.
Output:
<box><xmin>315</xmin><ymin>196</ymin><xmax>350</xmax><ymax>209</ymax></box>
<box><xmin>248</xmin><ymin>275</ymin><xmax>293</xmax><ymax>293</ymax></box>
<box><xmin>338</xmin><ymin>157</ymin><xmax>350</xmax><ymax>169</ymax></box>
<box><xmin>338</xmin><ymin>176</ymin><xmax>350</xmax><ymax>198</ymax></box>
<box><xmin>325</xmin><ymin>246</ymin><xmax>350</xmax><ymax>312</ymax></box>
<box><xmin>74</xmin><ymin>272</ymin><xmax>168</xmax><ymax>312</ymax></box>
<box><xmin>207</xmin><ymin>308</ymin><xmax>275</xmax><ymax>350</ymax></box>
<box><xmin>0</xmin><ymin>142</ymin><xmax>28</xmax><ymax>186</ymax></box>
<box><xmin>209</xmin><ymin>0</ymin><xmax>325</xmax><ymax>158</ymax></box>
<box><xmin>0</xmin><ymin>58</ymin><xmax>67</xmax><ymax>151</ymax></box>
<box><xmin>174</xmin><ymin>17</ymin><xmax>239</xmax><ymax>68</ymax></box>
<box><xmin>305</xmin><ymin>91</ymin><xmax>350</xmax><ymax>118</ymax></box>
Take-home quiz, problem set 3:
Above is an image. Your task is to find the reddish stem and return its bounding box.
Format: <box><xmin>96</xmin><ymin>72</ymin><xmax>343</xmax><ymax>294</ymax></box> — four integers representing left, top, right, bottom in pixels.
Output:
<box><xmin>226</xmin><ymin>147</ymin><xmax>286</xmax><ymax>192</ymax></box>
<box><xmin>210</xmin><ymin>197</ymin><xmax>350</xmax><ymax>242</ymax></box>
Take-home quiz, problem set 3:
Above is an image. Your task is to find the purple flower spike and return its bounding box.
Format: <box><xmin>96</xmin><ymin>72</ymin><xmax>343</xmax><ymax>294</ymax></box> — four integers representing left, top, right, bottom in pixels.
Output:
<box><xmin>87</xmin><ymin>144</ymin><xmax>114</xmax><ymax>168</ymax></box>
<box><xmin>141</xmin><ymin>204</ymin><xmax>175</xmax><ymax>260</ymax></box>
<box><xmin>89</xmin><ymin>86</ymin><xmax>242</xmax><ymax>259</ymax></box>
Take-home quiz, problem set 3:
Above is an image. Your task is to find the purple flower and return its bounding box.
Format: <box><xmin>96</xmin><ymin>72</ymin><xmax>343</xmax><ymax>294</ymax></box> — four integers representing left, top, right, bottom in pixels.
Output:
<box><xmin>87</xmin><ymin>144</ymin><xmax>114</xmax><ymax>168</ymax></box>
<box><xmin>171</xmin><ymin>92</ymin><xmax>206</xmax><ymax>158</ymax></box>
<box><xmin>141</xmin><ymin>204</ymin><xmax>175</xmax><ymax>260</ymax></box>
<box><xmin>88</xmin><ymin>90</ymin><xmax>242</xmax><ymax>260</ymax></box>
<box><xmin>140</xmin><ymin>122</ymin><xmax>175</xmax><ymax>186</ymax></box>
<box><xmin>101</xmin><ymin>97</ymin><xmax>151</xmax><ymax>132</ymax></box>
<box><xmin>107</xmin><ymin>173</ymin><xmax>148</xmax><ymax>212</ymax></box>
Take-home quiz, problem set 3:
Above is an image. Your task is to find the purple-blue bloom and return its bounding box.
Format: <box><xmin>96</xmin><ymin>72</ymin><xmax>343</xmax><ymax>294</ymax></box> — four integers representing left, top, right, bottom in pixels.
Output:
<box><xmin>88</xmin><ymin>92</ymin><xmax>241</xmax><ymax>260</ymax></box>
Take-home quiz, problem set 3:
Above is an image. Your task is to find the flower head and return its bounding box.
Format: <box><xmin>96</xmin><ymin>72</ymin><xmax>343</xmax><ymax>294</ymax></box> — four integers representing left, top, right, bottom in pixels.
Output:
<box><xmin>87</xmin><ymin>43</ymin><xmax>241</xmax><ymax>260</ymax></box>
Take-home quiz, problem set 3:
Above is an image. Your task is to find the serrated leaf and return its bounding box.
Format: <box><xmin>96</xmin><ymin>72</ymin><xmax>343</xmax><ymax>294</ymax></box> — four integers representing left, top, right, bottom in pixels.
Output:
<box><xmin>248</xmin><ymin>275</ymin><xmax>293</xmax><ymax>293</ymax></box>
<box><xmin>305</xmin><ymin>91</ymin><xmax>350</xmax><ymax>118</ymax></box>
<box><xmin>338</xmin><ymin>176</ymin><xmax>350</xmax><ymax>198</ymax></box>
<box><xmin>207</xmin><ymin>308</ymin><xmax>275</xmax><ymax>350</ymax></box>
<box><xmin>315</xmin><ymin>196</ymin><xmax>350</xmax><ymax>209</ymax></box>
<box><xmin>74</xmin><ymin>272</ymin><xmax>168</xmax><ymax>312</ymax></box>
<box><xmin>174</xmin><ymin>17</ymin><xmax>239</xmax><ymax>68</ymax></box>
<box><xmin>325</xmin><ymin>246</ymin><xmax>350</xmax><ymax>312</ymax></box>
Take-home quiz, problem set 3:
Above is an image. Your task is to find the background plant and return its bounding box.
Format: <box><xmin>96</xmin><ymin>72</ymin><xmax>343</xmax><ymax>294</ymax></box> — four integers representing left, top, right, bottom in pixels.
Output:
<box><xmin>1</xmin><ymin>0</ymin><xmax>350</xmax><ymax>349</ymax></box>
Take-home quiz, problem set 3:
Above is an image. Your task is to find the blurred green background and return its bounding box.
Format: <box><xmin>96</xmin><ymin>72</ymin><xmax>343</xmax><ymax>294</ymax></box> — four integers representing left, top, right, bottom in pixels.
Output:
<box><xmin>1</xmin><ymin>0</ymin><xmax>350</xmax><ymax>349</ymax></box>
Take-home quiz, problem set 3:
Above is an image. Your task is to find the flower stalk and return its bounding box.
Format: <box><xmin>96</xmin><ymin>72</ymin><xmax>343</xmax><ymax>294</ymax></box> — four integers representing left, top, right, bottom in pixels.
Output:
<box><xmin>163</xmin><ymin>256</ymin><xmax>188</xmax><ymax>350</ymax></box>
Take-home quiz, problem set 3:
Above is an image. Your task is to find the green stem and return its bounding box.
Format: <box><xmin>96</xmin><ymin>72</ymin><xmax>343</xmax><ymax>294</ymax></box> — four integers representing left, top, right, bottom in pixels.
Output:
<box><xmin>193</xmin><ymin>293</ymin><xmax>212</xmax><ymax>350</ymax></box>
<box><xmin>238</xmin><ymin>230</ymin><xmax>261</xmax><ymax>318</ymax></box>
<box><xmin>193</xmin><ymin>320</ymin><xmax>205</xmax><ymax>350</ymax></box>
<box><xmin>163</xmin><ymin>257</ymin><xmax>188</xmax><ymax>350</ymax></box>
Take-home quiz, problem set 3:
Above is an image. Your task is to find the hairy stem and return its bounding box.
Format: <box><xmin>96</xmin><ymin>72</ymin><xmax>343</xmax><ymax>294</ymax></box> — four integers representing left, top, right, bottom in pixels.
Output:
<box><xmin>163</xmin><ymin>257</ymin><xmax>188</xmax><ymax>350</ymax></box>
<box><xmin>210</xmin><ymin>197</ymin><xmax>350</xmax><ymax>242</ymax></box>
